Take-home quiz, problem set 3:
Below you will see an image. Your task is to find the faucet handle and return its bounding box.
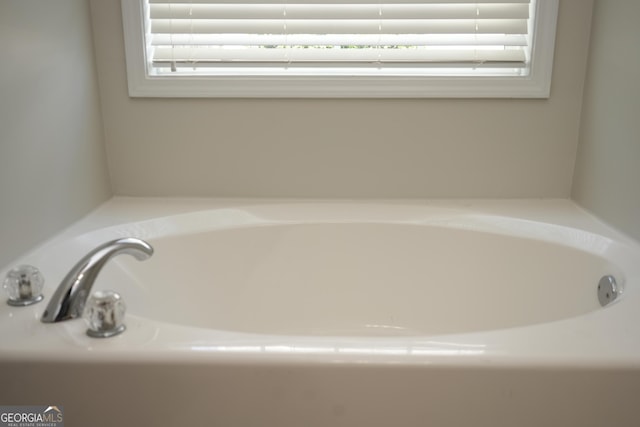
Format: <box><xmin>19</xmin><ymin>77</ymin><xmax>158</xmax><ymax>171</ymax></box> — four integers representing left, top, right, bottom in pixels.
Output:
<box><xmin>83</xmin><ymin>290</ymin><xmax>127</xmax><ymax>338</ymax></box>
<box><xmin>3</xmin><ymin>265</ymin><xmax>45</xmax><ymax>306</ymax></box>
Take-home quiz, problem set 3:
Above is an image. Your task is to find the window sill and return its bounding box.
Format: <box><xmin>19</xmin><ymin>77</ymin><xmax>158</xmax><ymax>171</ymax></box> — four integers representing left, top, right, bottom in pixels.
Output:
<box><xmin>125</xmin><ymin>75</ymin><xmax>554</xmax><ymax>98</ymax></box>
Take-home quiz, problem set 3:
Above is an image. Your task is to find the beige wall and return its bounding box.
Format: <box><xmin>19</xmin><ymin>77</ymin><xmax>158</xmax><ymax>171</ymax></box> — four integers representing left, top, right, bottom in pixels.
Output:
<box><xmin>0</xmin><ymin>0</ymin><xmax>111</xmax><ymax>267</ymax></box>
<box><xmin>90</xmin><ymin>0</ymin><xmax>593</xmax><ymax>199</ymax></box>
<box><xmin>572</xmin><ymin>0</ymin><xmax>640</xmax><ymax>242</ymax></box>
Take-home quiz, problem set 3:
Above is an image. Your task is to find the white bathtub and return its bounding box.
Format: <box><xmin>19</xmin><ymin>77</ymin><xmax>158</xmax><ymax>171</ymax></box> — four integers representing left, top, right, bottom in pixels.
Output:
<box><xmin>1</xmin><ymin>198</ymin><xmax>640</xmax><ymax>426</ymax></box>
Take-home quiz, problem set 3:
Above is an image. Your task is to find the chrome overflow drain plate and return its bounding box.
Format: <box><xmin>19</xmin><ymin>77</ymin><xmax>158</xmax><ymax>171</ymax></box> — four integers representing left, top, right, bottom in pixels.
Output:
<box><xmin>597</xmin><ymin>275</ymin><xmax>618</xmax><ymax>307</ymax></box>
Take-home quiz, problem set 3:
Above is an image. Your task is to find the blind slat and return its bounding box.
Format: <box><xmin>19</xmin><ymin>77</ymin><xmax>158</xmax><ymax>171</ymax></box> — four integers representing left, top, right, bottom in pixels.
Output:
<box><xmin>150</xmin><ymin>4</ymin><xmax>529</xmax><ymax>20</ymax></box>
<box><xmin>151</xmin><ymin>19</ymin><xmax>529</xmax><ymax>35</ymax></box>
<box><xmin>153</xmin><ymin>47</ymin><xmax>525</xmax><ymax>63</ymax></box>
<box><xmin>151</xmin><ymin>34</ymin><xmax>529</xmax><ymax>47</ymax></box>
<box><xmin>150</xmin><ymin>0</ymin><xmax>529</xmax><ymax>4</ymax></box>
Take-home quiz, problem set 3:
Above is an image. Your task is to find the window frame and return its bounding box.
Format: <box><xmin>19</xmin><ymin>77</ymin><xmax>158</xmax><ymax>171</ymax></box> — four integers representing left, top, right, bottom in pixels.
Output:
<box><xmin>121</xmin><ymin>0</ymin><xmax>559</xmax><ymax>98</ymax></box>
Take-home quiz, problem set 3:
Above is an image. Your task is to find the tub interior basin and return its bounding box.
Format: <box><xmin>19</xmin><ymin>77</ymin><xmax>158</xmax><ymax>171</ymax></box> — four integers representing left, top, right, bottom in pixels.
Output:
<box><xmin>100</xmin><ymin>222</ymin><xmax>614</xmax><ymax>336</ymax></box>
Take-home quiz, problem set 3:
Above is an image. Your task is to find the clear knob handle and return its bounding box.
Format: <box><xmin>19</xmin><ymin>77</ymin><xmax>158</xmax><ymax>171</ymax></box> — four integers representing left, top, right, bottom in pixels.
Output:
<box><xmin>83</xmin><ymin>290</ymin><xmax>126</xmax><ymax>338</ymax></box>
<box><xmin>3</xmin><ymin>265</ymin><xmax>44</xmax><ymax>306</ymax></box>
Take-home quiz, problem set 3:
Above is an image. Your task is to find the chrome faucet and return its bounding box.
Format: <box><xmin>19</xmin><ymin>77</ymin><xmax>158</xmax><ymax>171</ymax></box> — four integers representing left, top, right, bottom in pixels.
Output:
<box><xmin>41</xmin><ymin>238</ymin><xmax>153</xmax><ymax>323</ymax></box>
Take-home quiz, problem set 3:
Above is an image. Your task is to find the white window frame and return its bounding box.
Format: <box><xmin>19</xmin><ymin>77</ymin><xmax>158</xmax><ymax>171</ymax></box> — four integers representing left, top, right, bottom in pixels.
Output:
<box><xmin>121</xmin><ymin>0</ymin><xmax>559</xmax><ymax>98</ymax></box>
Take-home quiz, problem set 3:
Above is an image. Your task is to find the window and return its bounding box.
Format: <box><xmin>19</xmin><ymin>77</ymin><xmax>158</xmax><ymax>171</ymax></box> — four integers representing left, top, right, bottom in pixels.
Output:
<box><xmin>121</xmin><ymin>0</ymin><xmax>559</xmax><ymax>98</ymax></box>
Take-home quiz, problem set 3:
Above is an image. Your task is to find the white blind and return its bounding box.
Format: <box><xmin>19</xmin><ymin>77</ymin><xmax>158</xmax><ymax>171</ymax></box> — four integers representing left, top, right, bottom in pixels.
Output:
<box><xmin>145</xmin><ymin>0</ymin><xmax>535</xmax><ymax>75</ymax></box>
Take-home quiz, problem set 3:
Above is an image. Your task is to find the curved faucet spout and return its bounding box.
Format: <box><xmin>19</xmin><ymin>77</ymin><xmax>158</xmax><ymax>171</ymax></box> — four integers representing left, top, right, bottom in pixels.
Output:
<box><xmin>41</xmin><ymin>238</ymin><xmax>153</xmax><ymax>323</ymax></box>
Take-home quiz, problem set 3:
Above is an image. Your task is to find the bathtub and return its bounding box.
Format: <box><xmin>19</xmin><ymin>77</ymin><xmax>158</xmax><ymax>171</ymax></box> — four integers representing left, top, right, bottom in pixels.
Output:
<box><xmin>1</xmin><ymin>198</ymin><xmax>640</xmax><ymax>426</ymax></box>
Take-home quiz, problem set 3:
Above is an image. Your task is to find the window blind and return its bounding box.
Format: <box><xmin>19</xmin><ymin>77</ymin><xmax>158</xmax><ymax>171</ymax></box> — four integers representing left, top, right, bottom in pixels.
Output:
<box><xmin>144</xmin><ymin>0</ymin><xmax>535</xmax><ymax>76</ymax></box>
